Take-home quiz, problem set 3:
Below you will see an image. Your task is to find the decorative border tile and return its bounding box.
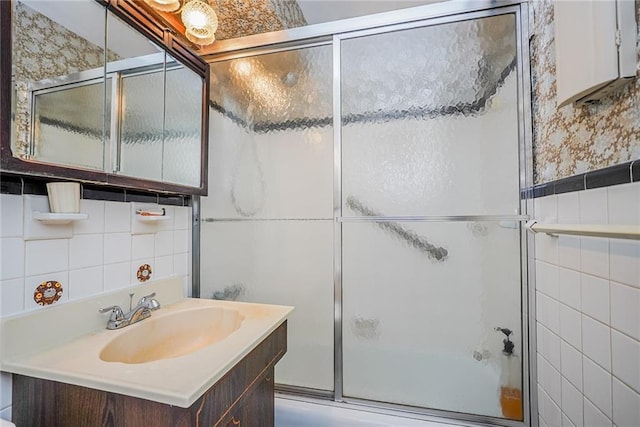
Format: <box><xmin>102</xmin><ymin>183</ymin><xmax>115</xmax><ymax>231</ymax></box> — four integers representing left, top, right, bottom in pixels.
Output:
<box><xmin>0</xmin><ymin>175</ymin><xmax>191</xmax><ymax>206</ymax></box>
<box><xmin>524</xmin><ymin>160</ymin><xmax>638</xmax><ymax>199</ymax></box>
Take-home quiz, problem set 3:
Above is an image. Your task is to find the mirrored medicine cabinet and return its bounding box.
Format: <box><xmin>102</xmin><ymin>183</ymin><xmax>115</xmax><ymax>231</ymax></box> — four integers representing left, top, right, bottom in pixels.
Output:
<box><xmin>0</xmin><ymin>0</ymin><xmax>209</xmax><ymax>195</ymax></box>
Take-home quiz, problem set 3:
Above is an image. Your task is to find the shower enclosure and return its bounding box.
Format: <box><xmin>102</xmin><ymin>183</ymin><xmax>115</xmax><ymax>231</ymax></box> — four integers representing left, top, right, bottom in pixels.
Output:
<box><xmin>199</xmin><ymin>2</ymin><xmax>532</xmax><ymax>424</ymax></box>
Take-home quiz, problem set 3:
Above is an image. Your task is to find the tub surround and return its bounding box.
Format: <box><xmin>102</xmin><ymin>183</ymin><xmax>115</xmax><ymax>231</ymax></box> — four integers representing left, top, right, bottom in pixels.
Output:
<box><xmin>1</xmin><ymin>276</ymin><xmax>293</xmax><ymax>411</ymax></box>
<box><xmin>532</xmin><ymin>181</ymin><xmax>640</xmax><ymax>427</ymax></box>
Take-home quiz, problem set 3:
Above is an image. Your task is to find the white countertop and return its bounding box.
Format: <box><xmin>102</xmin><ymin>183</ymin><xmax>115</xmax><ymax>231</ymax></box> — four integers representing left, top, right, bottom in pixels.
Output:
<box><xmin>1</xmin><ymin>277</ymin><xmax>293</xmax><ymax>408</ymax></box>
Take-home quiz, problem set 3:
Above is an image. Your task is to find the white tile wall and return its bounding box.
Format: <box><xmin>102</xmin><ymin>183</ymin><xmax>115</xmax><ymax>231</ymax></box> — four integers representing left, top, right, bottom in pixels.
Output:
<box><xmin>155</xmin><ymin>230</ymin><xmax>174</xmax><ymax>257</ymax></box>
<box><xmin>68</xmin><ymin>266</ymin><xmax>105</xmax><ymax>300</ymax></box>
<box><xmin>104</xmin><ymin>201</ymin><xmax>131</xmax><ymax>233</ymax></box>
<box><xmin>0</xmin><ymin>194</ymin><xmax>22</xmax><ymax>237</ymax></box>
<box><xmin>69</xmin><ymin>234</ymin><xmax>104</xmax><ymax>270</ymax></box>
<box><xmin>132</xmin><ymin>234</ymin><xmax>155</xmax><ymax>260</ymax></box>
<box><xmin>103</xmin><ymin>261</ymin><xmax>131</xmax><ymax>291</ymax></box>
<box><xmin>0</xmin><ymin>193</ymin><xmax>192</xmax><ymax>420</ymax></box>
<box><xmin>104</xmin><ymin>233</ymin><xmax>132</xmax><ymax>264</ymax></box>
<box><xmin>561</xmin><ymin>377</ymin><xmax>583</xmax><ymax>427</ymax></box>
<box><xmin>612</xmin><ymin>378</ymin><xmax>640</xmax><ymax>427</ymax></box>
<box><xmin>24</xmin><ymin>239</ymin><xmax>68</xmax><ymax>276</ymax></box>
<box><xmin>0</xmin><ymin>238</ymin><xmax>24</xmax><ymax>280</ymax></box>
<box><xmin>611</xmin><ymin>330</ymin><xmax>640</xmax><ymax>393</ymax></box>
<box><xmin>535</xmin><ymin>181</ymin><xmax>640</xmax><ymax>427</ymax></box>
<box><xmin>72</xmin><ymin>199</ymin><xmax>105</xmax><ymax>234</ymax></box>
<box><xmin>582</xmin><ymin>397</ymin><xmax>611</xmax><ymax>427</ymax></box>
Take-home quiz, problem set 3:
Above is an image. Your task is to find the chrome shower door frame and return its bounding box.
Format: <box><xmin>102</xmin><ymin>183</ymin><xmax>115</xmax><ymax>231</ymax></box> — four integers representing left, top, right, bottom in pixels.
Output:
<box><xmin>199</xmin><ymin>2</ymin><xmax>534</xmax><ymax>426</ymax></box>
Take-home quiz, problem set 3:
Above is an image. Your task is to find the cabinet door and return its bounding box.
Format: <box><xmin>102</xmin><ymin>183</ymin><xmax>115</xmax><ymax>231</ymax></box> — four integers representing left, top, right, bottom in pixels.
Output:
<box><xmin>224</xmin><ymin>373</ymin><xmax>275</xmax><ymax>427</ymax></box>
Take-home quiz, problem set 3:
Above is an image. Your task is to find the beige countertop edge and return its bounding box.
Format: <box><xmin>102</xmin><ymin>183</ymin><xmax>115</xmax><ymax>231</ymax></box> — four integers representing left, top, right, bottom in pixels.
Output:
<box><xmin>1</xmin><ymin>301</ymin><xmax>293</xmax><ymax>408</ymax></box>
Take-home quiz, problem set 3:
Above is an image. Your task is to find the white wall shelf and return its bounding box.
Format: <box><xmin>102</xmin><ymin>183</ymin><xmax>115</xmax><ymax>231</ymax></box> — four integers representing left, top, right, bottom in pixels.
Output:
<box><xmin>32</xmin><ymin>211</ymin><xmax>89</xmax><ymax>225</ymax></box>
<box><xmin>135</xmin><ymin>214</ymin><xmax>171</xmax><ymax>223</ymax></box>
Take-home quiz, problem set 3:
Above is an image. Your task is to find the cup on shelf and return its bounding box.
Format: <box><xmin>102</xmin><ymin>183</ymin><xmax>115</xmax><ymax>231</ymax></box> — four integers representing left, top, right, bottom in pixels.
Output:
<box><xmin>46</xmin><ymin>182</ymin><xmax>80</xmax><ymax>213</ymax></box>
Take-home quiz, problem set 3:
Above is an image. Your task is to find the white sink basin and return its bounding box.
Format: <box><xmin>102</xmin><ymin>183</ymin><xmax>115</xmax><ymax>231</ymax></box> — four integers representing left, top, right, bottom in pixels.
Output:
<box><xmin>1</xmin><ymin>277</ymin><xmax>293</xmax><ymax>407</ymax></box>
<box><xmin>100</xmin><ymin>306</ymin><xmax>244</xmax><ymax>364</ymax></box>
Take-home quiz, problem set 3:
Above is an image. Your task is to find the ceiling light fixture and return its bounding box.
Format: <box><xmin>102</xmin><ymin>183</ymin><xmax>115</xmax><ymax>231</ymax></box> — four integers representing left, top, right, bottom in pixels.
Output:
<box><xmin>144</xmin><ymin>0</ymin><xmax>219</xmax><ymax>46</ymax></box>
<box><xmin>182</xmin><ymin>0</ymin><xmax>218</xmax><ymax>46</ymax></box>
<box><xmin>143</xmin><ymin>0</ymin><xmax>181</xmax><ymax>13</ymax></box>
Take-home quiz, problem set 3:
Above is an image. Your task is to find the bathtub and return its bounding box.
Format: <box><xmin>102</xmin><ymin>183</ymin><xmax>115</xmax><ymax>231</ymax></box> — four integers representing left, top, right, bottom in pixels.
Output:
<box><xmin>275</xmin><ymin>397</ymin><xmax>473</xmax><ymax>427</ymax></box>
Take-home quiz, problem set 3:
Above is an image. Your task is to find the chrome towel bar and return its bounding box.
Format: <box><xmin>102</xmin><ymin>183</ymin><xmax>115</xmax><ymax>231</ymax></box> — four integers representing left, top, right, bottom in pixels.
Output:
<box><xmin>526</xmin><ymin>220</ymin><xmax>640</xmax><ymax>241</ymax></box>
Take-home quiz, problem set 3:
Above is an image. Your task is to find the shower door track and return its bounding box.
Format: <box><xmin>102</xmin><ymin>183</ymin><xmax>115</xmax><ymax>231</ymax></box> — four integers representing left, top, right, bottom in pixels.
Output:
<box><xmin>337</xmin><ymin>215</ymin><xmax>529</xmax><ymax>222</ymax></box>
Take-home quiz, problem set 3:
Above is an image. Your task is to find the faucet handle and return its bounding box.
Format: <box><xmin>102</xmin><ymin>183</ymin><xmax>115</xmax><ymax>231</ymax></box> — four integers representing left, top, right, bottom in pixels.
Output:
<box><xmin>139</xmin><ymin>292</ymin><xmax>156</xmax><ymax>301</ymax></box>
<box><xmin>137</xmin><ymin>292</ymin><xmax>160</xmax><ymax>310</ymax></box>
<box><xmin>99</xmin><ymin>305</ymin><xmax>124</xmax><ymax>321</ymax></box>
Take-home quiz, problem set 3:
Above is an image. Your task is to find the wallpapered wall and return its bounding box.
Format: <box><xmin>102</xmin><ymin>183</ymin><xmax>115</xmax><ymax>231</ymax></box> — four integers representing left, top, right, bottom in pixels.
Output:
<box><xmin>213</xmin><ymin>0</ymin><xmax>306</xmax><ymax>40</ymax></box>
<box><xmin>12</xmin><ymin>2</ymin><xmax>118</xmax><ymax>158</ymax></box>
<box><xmin>530</xmin><ymin>0</ymin><xmax>640</xmax><ymax>184</ymax></box>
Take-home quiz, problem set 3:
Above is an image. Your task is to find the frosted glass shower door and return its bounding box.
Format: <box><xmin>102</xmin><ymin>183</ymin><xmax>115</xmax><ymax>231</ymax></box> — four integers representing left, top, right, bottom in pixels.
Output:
<box><xmin>340</xmin><ymin>14</ymin><xmax>524</xmax><ymax>419</ymax></box>
<box><xmin>201</xmin><ymin>45</ymin><xmax>335</xmax><ymax>391</ymax></box>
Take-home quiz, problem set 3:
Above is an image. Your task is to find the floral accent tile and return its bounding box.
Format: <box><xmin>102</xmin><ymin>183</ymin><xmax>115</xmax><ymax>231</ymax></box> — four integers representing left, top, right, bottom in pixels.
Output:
<box><xmin>137</xmin><ymin>264</ymin><xmax>153</xmax><ymax>282</ymax></box>
<box><xmin>530</xmin><ymin>0</ymin><xmax>640</xmax><ymax>184</ymax></box>
<box><xmin>33</xmin><ymin>280</ymin><xmax>63</xmax><ymax>306</ymax></box>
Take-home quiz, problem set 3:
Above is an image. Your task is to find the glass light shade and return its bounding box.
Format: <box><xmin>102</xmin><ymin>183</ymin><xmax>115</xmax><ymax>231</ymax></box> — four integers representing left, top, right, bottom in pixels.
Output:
<box><xmin>143</xmin><ymin>0</ymin><xmax>181</xmax><ymax>12</ymax></box>
<box><xmin>182</xmin><ymin>0</ymin><xmax>218</xmax><ymax>32</ymax></box>
<box><xmin>185</xmin><ymin>25</ymin><xmax>216</xmax><ymax>46</ymax></box>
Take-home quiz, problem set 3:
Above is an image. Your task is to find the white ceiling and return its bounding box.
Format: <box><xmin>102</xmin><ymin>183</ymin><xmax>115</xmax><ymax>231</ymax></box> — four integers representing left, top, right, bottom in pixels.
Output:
<box><xmin>296</xmin><ymin>0</ymin><xmax>442</xmax><ymax>25</ymax></box>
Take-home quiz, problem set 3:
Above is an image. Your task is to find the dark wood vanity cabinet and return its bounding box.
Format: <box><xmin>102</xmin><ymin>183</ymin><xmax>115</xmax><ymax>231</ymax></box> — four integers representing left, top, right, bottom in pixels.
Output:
<box><xmin>12</xmin><ymin>321</ymin><xmax>287</xmax><ymax>427</ymax></box>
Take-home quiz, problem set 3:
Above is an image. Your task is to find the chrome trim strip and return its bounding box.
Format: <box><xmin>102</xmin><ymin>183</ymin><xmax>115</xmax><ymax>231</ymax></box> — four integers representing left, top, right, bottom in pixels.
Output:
<box><xmin>200</xmin><ymin>0</ymin><xmax>527</xmax><ymax>59</ymax></box>
<box><xmin>27</xmin><ymin>53</ymin><xmax>165</xmax><ymax>92</ymax></box>
<box><xmin>160</xmin><ymin>52</ymin><xmax>167</xmax><ymax>180</ymax></box>
<box><xmin>343</xmin><ymin>397</ymin><xmax>524</xmax><ymax>427</ymax></box>
<box><xmin>334</xmin><ymin>6</ymin><xmax>519</xmax><ymax>41</ymax></box>
<box><xmin>108</xmin><ymin>73</ymin><xmax>120</xmax><ymax>172</ymax></box>
<box><xmin>517</xmin><ymin>4</ymin><xmax>535</xmax><ymax>426</ymax></box>
<box><xmin>276</xmin><ymin>392</ymin><xmax>522</xmax><ymax>427</ymax></box>
<box><xmin>27</xmin><ymin>69</ymin><xmax>106</xmax><ymax>92</ymax></box>
<box><xmin>332</xmin><ymin>34</ymin><xmax>344</xmax><ymax>402</ymax></box>
<box><xmin>191</xmin><ymin>195</ymin><xmax>201</xmax><ymax>298</ymax></box>
<box><xmin>275</xmin><ymin>384</ymin><xmax>334</xmax><ymax>399</ymax></box>
<box><xmin>201</xmin><ymin>40</ymin><xmax>332</xmax><ymax>63</ymax></box>
<box><xmin>338</xmin><ymin>215</ymin><xmax>529</xmax><ymax>223</ymax></box>
<box><xmin>201</xmin><ymin>218</ymin><xmax>332</xmax><ymax>222</ymax></box>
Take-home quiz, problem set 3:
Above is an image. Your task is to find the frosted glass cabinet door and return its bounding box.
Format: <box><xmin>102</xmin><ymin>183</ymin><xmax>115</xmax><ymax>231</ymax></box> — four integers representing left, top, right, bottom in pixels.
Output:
<box><xmin>342</xmin><ymin>221</ymin><xmax>523</xmax><ymax>418</ymax></box>
<box><xmin>341</xmin><ymin>14</ymin><xmax>520</xmax><ymax>217</ymax></box>
<box><xmin>119</xmin><ymin>71</ymin><xmax>164</xmax><ymax>181</ymax></box>
<box><xmin>33</xmin><ymin>79</ymin><xmax>111</xmax><ymax>171</ymax></box>
<box><xmin>163</xmin><ymin>62</ymin><xmax>203</xmax><ymax>187</ymax></box>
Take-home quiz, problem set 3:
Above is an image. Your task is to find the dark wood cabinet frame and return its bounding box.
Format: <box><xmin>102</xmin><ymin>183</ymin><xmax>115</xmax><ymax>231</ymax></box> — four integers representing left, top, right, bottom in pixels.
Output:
<box><xmin>0</xmin><ymin>0</ymin><xmax>210</xmax><ymax>196</ymax></box>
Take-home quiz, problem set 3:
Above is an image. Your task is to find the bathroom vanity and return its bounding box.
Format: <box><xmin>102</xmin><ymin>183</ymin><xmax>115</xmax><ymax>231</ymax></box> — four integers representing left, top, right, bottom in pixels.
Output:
<box><xmin>11</xmin><ymin>322</ymin><xmax>285</xmax><ymax>427</ymax></box>
<box><xmin>1</xmin><ymin>278</ymin><xmax>293</xmax><ymax>427</ymax></box>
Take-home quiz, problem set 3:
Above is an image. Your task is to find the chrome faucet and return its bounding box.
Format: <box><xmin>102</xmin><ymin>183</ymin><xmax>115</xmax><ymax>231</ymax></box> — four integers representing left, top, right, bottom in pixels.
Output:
<box><xmin>99</xmin><ymin>292</ymin><xmax>161</xmax><ymax>330</ymax></box>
